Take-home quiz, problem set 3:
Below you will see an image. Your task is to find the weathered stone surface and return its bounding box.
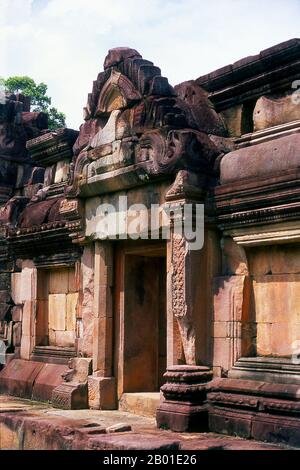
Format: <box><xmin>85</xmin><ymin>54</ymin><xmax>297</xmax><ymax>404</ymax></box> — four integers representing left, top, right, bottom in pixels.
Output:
<box><xmin>49</xmin><ymin>294</ymin><xmax>66</xmax><ymax>332</ymax></box>
<box><xmin>32</xmin><ymin>363</ymin><xmax>68</xmax><ymax>402</ymax></box>
<box><xmin>64</xmin><ymin>357</ymin><xmax>92</xmax><ymax>383</ymax></box>
<box><xmin>252</xmin><ymin>274</ymin><xmax>300</xmax><ymax>356</ymax></box>
<box><xmin>1</xmin><ymin>40</ymin><xmax>300</xmax><ymax>451</ymax></box>
<box><xmin>11</xmin><ymin>305</ymin><xmax>22</xmax><ymax>322</ymax></box>
<box><xmin>208</xmin><ymin>378</ymin><xmax>300</xmax><ymax>447</ymax></box>
<box><xmin>66</xmin><ymin>292</ymin><xmax>78</xmax><ymax>330</ymax></box>
<box><xmin>88</xmin><ymin>376</ymin><xmax>116</xmax><ymax>410</ymax></box>
<box><xmin>0</xmin><ymin>359</ymin><xmax>44</xmax><ymax>398</ymax></box>
<box><xmin>222</xmin><ymin>237</ymin><xmax>248</xmax><ymax>275</ymax></box>
<box><xmin>48</xmin><ymin>268</ymin><xmax>69</xmax><ymax>294</ymax></box>
<box><xmin>52</xmin><ymin>382</ymin><xmax>88</xmax><ymax>410</ymax></box>
<box><xmin>79</xmin><ymin>245</ymin><xmax>94</xmax><ymax>357</ymax></box>
<box><xmin>90</xmin><ymin>110</ymin><xmax>120</xmax><ymax>147</ymax></box>
<box><xmin>55</xmin><ymin>330</ymin><xmax>76</xmax><ymax>348</ymax></box>
<box><xmin>254</xmin><ymin>94</ymin><xmax>300</xmax><ymax>131</ymax></box>
<box><xmin>175</xmin><ymin>81</ymin><xmax>226</xmax><ymax>136</ymax></box>
<box><xmin>157</xmin><ymin>365</ymin><xmax>213</xmax><ymax>432</ymax></box>
<box><xmin>213</xmin><ymin>275</ymin><xmax>251</xmax><ymax>369</ymax></box>
<box><xmin>119</xmin><ymin>393</ymin><xmax>160</xmax><ymax>418</ymax></box>
<box><xmin>88</xmin><ymin>434</ymin><xmax>180</xmax><ymax>450</ymax></box>
<box><xmin>12</xmin><ymin>322</ymin><xmax>22</xmax><ymax>346</ymax></box>
<box><xmin>54</xmin><ymin>159</ymin><xmax>69</xmax><ymax>183</ymax></box>
<box><xmin>104</xmin><ymin>47</ymin><xmax>142</xmax><ymax>69</ymax></box>
<box><xmin>220</xmin><ymin>104</ymin><xmax>243</xmax><ymax>136</ymax></box>
<box><xmin>73</xmin><ymin>119</ymin><xmax>104</xmax><ymax>156</ymax></box>
<box><xmin>220</xmin><ymin>133</ymin><xmax>300</xmax><ymax>183</ymax></box>
<box><xmin>0</xmin><ymin>421</ymin><xmax>20</xmax><ymax>450</ymax></box>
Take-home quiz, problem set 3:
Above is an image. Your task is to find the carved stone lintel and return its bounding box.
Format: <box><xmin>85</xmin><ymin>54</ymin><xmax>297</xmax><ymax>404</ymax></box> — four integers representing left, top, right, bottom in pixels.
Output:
<box><xmin>156</xmin><ymin>365</ymin><xmax>213</xmax><ymax>432</ymax></box>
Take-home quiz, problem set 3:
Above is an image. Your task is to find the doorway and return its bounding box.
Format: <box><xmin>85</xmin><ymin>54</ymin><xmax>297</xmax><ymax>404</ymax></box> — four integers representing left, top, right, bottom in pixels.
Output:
<box><xmin>114</xmin><ymin>242</ymin><xmax>167</xmax><ymax>399</ymax></box>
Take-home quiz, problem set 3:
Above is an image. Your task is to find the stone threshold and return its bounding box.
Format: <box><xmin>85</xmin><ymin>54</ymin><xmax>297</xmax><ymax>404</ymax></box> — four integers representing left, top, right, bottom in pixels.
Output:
<box><xmin>0</xmin><ymin>395</ymin><xmax>294</xmax><ymax>451</ymax></box>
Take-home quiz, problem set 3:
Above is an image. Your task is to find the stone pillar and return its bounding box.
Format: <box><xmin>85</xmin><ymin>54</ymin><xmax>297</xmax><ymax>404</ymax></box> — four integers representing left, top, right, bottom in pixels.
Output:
<box><xmin>15</xmin><ymin>261</ymin><xmax>37</xmax><ymax>360</ymax></box>
<box><xmin>88</xmin><ymin>241</ymin><xmax>116</xmax><ymax>409</ymax></box>
<box><xmin>157</xmin><ymin>198</ymin><xmax>216</xmax><ymax>431</ymax></box>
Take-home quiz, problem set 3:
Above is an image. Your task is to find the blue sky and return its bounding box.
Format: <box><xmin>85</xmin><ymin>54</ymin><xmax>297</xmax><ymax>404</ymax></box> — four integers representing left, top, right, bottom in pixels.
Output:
<box><xmin>1</xmin><ymin>0</ymin><xmax>300</xmax><ymax>129</ymax></box>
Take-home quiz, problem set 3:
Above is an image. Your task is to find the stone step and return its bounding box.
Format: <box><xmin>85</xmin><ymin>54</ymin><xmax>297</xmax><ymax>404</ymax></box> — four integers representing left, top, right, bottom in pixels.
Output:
<box><xmin>119</xmin><ymin>392</ymin><xmax>161</xmax><ymax>418</ymax></box>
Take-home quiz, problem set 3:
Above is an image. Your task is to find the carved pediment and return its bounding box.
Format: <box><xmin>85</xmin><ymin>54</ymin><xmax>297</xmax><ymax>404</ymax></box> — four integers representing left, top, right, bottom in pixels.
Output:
<box><xmin>95</xmin><ymin>69</ymin><xmax>141</xmax><ymax>115</ymax></box>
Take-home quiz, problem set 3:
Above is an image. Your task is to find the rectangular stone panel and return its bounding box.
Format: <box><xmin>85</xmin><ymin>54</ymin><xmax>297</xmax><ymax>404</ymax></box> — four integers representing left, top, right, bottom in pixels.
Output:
<box><xmin>66</xmin><ymin>293</ymin><xmax>78</xmax><ymax>331</ymax></box>
<box><xmin>48</xmin><ymin>294</ymin><xmax>66</xmax><ymax>331</ymax></box>
<box><xmin>48</xmin><ymin>269</ymin><xmax>69</xmax><ymax>294</ymax></box>
<box><xmin>252</xmin><ymin>274</ymin><xmax>300</xmax><ymax>357</ymax></box>
<box><xmin>55</xmin><ymin>330</ymin><xmax>76</xmax><ymax>348</ymax></box>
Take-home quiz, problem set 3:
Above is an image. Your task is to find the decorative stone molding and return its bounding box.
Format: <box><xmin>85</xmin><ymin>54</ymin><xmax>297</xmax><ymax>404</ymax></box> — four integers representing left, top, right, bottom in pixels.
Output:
<box><xmin>157</xmin><ymin>365</ymin><xmax>213</xmax><ymax>432</ymax></box>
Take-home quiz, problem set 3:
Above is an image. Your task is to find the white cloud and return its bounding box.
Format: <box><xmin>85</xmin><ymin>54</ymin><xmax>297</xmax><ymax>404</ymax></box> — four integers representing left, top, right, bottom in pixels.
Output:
<box><xmin>1</xmin><ymin>0</ymin><xmax>299</xmax><ymax>129</ymax></box>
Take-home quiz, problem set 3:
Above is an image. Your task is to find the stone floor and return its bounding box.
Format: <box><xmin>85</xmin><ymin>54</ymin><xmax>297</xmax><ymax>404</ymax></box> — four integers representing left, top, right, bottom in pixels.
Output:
<box><xmin>0</xmin><ymin>395</ymin><xmax>296</xmax><ymax>450</ymax></box>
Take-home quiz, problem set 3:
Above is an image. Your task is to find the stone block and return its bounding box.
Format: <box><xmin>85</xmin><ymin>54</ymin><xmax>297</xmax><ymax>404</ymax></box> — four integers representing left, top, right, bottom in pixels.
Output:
<box><xmin>213</xmin><ymin>275</ymin><xmax>250</xmax><ymax>322</ymax></box>
<box><xmin>271</xmin><ymin>323</ymin><xmax>293</xmax><ymax>356</ymax></box>
<box><xmin>49</xmin><ymin>329</ymin><xmax>56</xmax><ymax>345</ymax></box>
<box><xmin>119</xmin><ymin>392</ymin><xmax>160</xmax><ymax>418</ymax></box>
<box><xmin>248</xmin><ymin>247</ymin><xmax>272</xmax><ymax>275</ymax></box>
<box><xmin>54</xmin><ymin>159</ymin><xmax>69</xmax><ymax>183</ymax></box>
<box><xmin>270</xmin><ymin>245</ymin><xmax>300</xmax><ymax>274</ymax></box>
<box><xmin>88</xmin><ymin>434</ymin><xmax>179</xmax><ymax>451</ymax></box>
<box><xmin>12</xmin><ymin>305</ymin><xmax>23</xmax><ymax>322</ymax></box>
<box><xmin>20</xmin><ymin>265</ymin><xmax>36</xmax><ymax>302</ymax></box>
<box><xmin>213</xmin><ymin>321</ymin><xmax>227</xmax><ymax>338</ymax></box>
<box><xmin>93</xmin><ymin>316</ymin><xmax>113</xmax><ymax>373</ymax></box>
<box><xmin>220</xmin><ymin>133</ymin><xmax>300</xmax><ymax>183</ymax></box>
<box><xmin>220</xmin><ymin>104</ymin><xmax>243</xmax><ymax>137</ymax></box>
<box><xmin>35</xmin><ymin>300</ymin><xmax>48</xmax><ymax>342</ymax></box>
<box><xmin>48</xmin><ymin>294</ymin><xmax>66</xmax><ymax>331</ymax></box>
<box><xmin>52</xmin><ymin>382</ymin><xmax>88</xmax><ymax>409</ymax></box>
<box><xmin>22</xmin><ymin>300</ymin><xmax>34</xmax><ymax>337</ymax></box>
<box><xmin>0</xmin><ymin>422</ymin><xmax>20</xmax><ymax>450</ymax></box>
<box><xmin>253</xmin><ymin>94</ymin><xmax>300</xmax><ymax>131</ymax></box>
<box><xmin>12</xmin><ymin>322</ymin><xmax>22</xmax><ymax>347</ymax></box>
<box><xmin>68</xmin><ymin>268</ymin><xmax>78</xmax><ymax>293</ymax></box>
<box><xmin>213</xmin><ymin>337</ymin><xmax>231</xmax><ymax>370</ymax></box>
<box><xmin>48</xmin><ymin>268</ymin><xmax>69</xmax><ymax>294</ymax></box>
<box><xmin>11</xmin><ymin>272</ymin><xmax>22</xmax><ymax>304</ymax></box>
<box><xmin>0</xmin><ymin>359</ymin><xmax>44</xmax><ymax>398</ymax></box>
<box><xmin>37</xmin><ymin>269</ymin><xmax>48</xmax><ymax>300</ymax></box>
<box><xmin>67</xmin><ymin>357</ymin><xmax>92</xmax><ymax>383</ymax></box>
<box><xmin>20</xmin><ymin>334</ymin><xmax>33</xmax><ymax>360</ymax></box>
<box><xmin>55</xmin><ymin>330</ymin><xmax>76</xmax><ymax>348</ymax></box>
<box><xmin>253</xmin><ymin>275</ymin><xmax>300</xmax><ymax>345</ymax></box>
<box><xmin>66</xmin><ymin>293</ymin><xmax>78</xmax><ymax>330</ymax></box>
<box><xmin>32</xmin><ymin>363</ymin><xmax>68</xmax><ymax>402</ymax></box>
<box><xmin>90</xmin><ymin>110</ymin><xmax>120</xmax><ymax>147</ymax></box>
<box><xmin>209</xmin><ymin>408</ymin><xmax>252</xmax><ymax>439</ymax></box>
<box><xmin>251</xmin><ymin>414</ymin><xmax>300</xmax><ymax>447</ymax></box>
<box><xmin>256</xmin><ymin>323</ymin><xmax>272</xmax><ymax>356</ymax></box>
<box><xmin>223</xmin><ymin>237</ymin><xmax>248</xmax><ymax>275</ymax></box>
<box><xmin>88</xmin><ymin>376</ymin><xmax>117</xmax><ymax>410</ymax></box>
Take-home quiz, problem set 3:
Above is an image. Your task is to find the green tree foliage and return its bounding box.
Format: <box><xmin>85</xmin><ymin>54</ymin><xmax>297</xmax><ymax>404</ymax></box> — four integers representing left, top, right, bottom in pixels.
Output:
<box><xmin>3</xmin><ymin>76</ymin><xmax>66</xmax><ymax>130</ymax></box>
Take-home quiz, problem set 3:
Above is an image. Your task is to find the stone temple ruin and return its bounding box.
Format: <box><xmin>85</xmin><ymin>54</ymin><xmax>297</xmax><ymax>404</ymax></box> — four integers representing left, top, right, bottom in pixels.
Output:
<box><xmin>0</xmin><ymin>39</ymin><xmax>300</xmax><ymax>447</ymax></box>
